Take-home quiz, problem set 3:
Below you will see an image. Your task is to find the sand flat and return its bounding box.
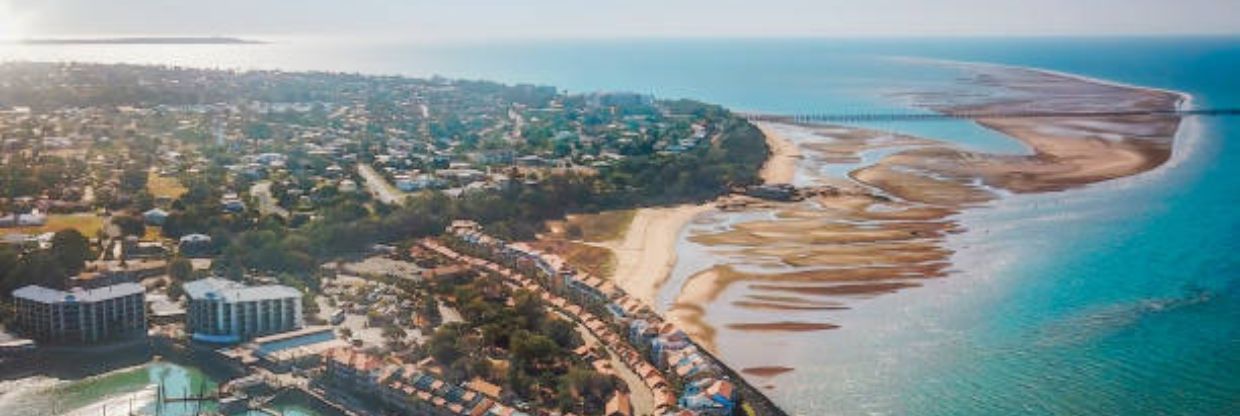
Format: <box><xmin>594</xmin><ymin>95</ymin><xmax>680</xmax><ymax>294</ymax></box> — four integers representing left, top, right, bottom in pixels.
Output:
<box><xmin>663</xmin><ymin>64</ymin><xmax>1185</xmax><ymax>357</ymax></box>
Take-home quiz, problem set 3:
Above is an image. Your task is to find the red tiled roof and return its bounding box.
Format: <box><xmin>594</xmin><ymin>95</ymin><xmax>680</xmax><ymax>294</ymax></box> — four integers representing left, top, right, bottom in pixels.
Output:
<box><xmin>468</xmin><ymin>377</ymin><xmax>503</xmax><ymax>399</ymax></box>
<box><xmin>604</xmin><ymin>391</ymin><xmax>632</xmax><ymax>416</ymax></box>
<box><xmin>708</xmin><ymin>380</ymin><xmax>735</xmax><ymax>399</ymax></box>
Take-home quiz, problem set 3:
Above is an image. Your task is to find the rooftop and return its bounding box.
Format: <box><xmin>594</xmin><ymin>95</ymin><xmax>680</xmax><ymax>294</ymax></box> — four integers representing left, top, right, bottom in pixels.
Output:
<box><xmin>13</xmin><ymin>282</ymin><xmax>145</xmax><ymax>304</ymax></box>
<box><xmin>183</xmin><ymin>277</ymin><xmax>301</xmax><ymax>303</ymax></box>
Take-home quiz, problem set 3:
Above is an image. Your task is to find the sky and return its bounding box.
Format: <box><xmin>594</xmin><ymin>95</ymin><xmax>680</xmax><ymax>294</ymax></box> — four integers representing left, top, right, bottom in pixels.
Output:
<box><xmin>1</xmin><ymin>0</ymin><xmax>1238</xmax><ymax>42</ymax></box>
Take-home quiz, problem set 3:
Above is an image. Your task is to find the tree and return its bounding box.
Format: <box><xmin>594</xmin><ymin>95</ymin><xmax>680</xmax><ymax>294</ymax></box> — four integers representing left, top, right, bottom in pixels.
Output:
<box><xmin>559</xmin><ymin>366</ymin><xmax>617</xmax><ymax>414</ymax></box>
<box><xmin>542</xmin><ymin>319</ymin><xmax>579</xmax><ymax>349</ymax></box>
<box><xmin>50</xmin><ymin>229</ymin><xmax>91</xmax><ymax>276</ymax></box>
<box><xmin>383</xmin><ymin>324</ymin><xmax>408</xmax><ymax>348</ymax></box>
<box><xmin>429</xmin><ymin>324</ymin><xmax>466</xmax><ymax>365</ymax></box>
<box><xmin>133</xmin><ymin>191</ymin><xmax>156</xmax><ymax>212</ymax></box>
<box><xmin>14</xmin><ymin>250</ymin><xmax>66</xmax><ymax>289</ymax></box>
<box><xmin>511</xmin><ymin>331</ymin><xmax>559</xmax><ymax>369</ymax></box>
<box><xmin>513</xmin><ymin>290</ymin><xmax>545</xmax><ymax>329</ymax></box>
<box><xmin>120</xmin><ymin>167</ymin><xmax>148</xmax><ymax>194</ymax></box>
<box><xmin>168</xmin><ymin>257</ymin><xmax>193</xmax><ymax>281</ymax></box>
<box><xmin>0</xmin><ymin>247</ymin><xmax>20</xmax><ymax>295</ymax></box>
<box><xmin>112</xmin><ymin>215</ymin><xmax>146</xmax><ymax>237</ymax></box>
<box><xmin>420</xmin><ymin>296</ymin><xmax>442</xmax><ymax>327</ymax></box>
<box><xmin>167</xmin><ymin>280</ymin><xmax>184</xmax><ymax>300</ymax></box>
<box><xmin>245</xmin><ymin>122</ymin><xmax>273</xmax><ymax>141</ymax></box>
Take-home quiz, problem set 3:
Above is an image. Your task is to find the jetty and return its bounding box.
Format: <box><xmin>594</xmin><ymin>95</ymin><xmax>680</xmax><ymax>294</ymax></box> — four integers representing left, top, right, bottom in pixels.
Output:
<box><xmin>743</xmin><ymin>108</ymin><xmax>1240</xmax><ymax>124</ymax></box>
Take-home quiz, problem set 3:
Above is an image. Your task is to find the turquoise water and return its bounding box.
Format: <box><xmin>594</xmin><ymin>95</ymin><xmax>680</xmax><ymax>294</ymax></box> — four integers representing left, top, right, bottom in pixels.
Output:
<box><xmin>256</xmin><ymin>330</ymin><xmax>335</xmax><ymax>355</ymax></box>
<box><xmin>0</xmin><ymin>362</ymin><xmax>219</xmax><ymax>416</ymax></box>
<box><xmin>1</xmin><ymin>37</ymin><xmax>1237</xmax><ymax>414</ymax></box>
<box><xmin>0</xmin><ymin>361</ymin><xmax>327</xmax><ymax>416</ymax></box>
<box><xmin>823</xmin><ymin>37</ymin><xmax>1240</xmax><ymax>416</ymax></box>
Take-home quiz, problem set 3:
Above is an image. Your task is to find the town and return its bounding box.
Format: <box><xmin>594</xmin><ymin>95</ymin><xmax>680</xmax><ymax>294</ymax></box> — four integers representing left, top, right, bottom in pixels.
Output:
<box><xmin>0</xmin><ymin>62</ymin><xmax>777</xmax><ymax>416</ymax></box>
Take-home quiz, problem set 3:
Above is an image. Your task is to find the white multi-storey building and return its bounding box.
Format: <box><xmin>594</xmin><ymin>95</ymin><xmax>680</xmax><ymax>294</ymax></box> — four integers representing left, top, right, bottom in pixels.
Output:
<box><xmin>12</xmin><ymin>283</ymin><xmax>147</xmax><ymax>344</ymax></box>
<box><xmin>183</xmin><ymin>277</ymin><xmax>303</xmax><ymax>343</ymax></box>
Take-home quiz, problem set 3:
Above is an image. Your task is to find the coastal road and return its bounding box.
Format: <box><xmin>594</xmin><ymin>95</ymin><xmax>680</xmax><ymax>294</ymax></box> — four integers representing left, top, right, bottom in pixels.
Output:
<box><xmin>357</xmin><ymin>164</ymin><xmax>407</xmax><ymax>205</ymax></box>
<box><xmin>562</xmin><ymin>311</ymin><xmax>655</xmax><ymax>415</ymax></box>
<box><xmin>250</xmin><ymin>181</ymin><xmax>290</xmax><ymax>218</ymax></box>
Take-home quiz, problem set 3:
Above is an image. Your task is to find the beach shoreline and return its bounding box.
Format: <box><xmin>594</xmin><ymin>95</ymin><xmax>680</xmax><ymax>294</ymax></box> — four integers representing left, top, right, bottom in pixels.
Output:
<box><xmin>598</xmin><ymin>204</ymin><xmax>714</xmax><ymax>306</ymax></box>
<box><xmin>756</xmin><ymin>122</ymin><xmax>801</xmax><ymax>184</ymax></box>
<box><xmin>654</xmin><ymin>63</ymin><xmax>1192</xmax><ymax>392</ymax></box>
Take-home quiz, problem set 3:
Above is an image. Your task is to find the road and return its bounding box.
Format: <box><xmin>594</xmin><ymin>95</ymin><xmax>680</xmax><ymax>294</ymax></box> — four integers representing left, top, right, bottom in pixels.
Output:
<box><xmin>250</xmin><ymin>181</ymin><xmax>290</xmax><ymax>218</ymax></box>
<box><xmin>357</xmin><ymin>164</ymin><xmax>407</xmax><ymax>205</ymax></box>
<box><xmin>563</xmin><ymin>312</ymin><xmax>655</xmax><ymax>416</ymax></box>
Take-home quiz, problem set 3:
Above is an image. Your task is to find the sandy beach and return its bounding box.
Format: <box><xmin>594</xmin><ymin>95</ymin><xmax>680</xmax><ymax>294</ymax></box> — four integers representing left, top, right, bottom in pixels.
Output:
<box><xmin>598</xmin><ymin>204</ymin><xmax>714</xmax><ymax>305</ymax></box>
<box><xmin>756</xmin><ymin>122</ymin><xmax>802</xmax><ymax>184</ymax></box>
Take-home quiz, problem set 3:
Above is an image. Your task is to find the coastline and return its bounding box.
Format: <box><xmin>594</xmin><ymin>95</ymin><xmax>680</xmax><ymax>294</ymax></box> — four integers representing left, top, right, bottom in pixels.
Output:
<box><xmin>756</xmin><ymin>123</ymin><xmax>801</xmax><ymax>184</ymax></box>
<box><xmin>892</xmin><ymin>55</ymin><xmax>1194</xmax><ymax>107</ymax></box>
<box><xmin>0</xmin><ymin>39</ymin><xmax>1226</xmax><ymax>416</ymax></box>
<box><xmin>599</xmin><ymin>204</ymin><xmax>714</xmax><ymax>306</ymax></box>
<box><xmin>654</xmin><ymin>63</ymin><xmax>1193</xmax><ymax>401</ymax></box>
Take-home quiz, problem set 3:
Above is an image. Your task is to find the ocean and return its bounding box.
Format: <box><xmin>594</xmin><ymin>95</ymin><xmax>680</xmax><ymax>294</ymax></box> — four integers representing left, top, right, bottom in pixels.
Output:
<box><xmin>1</xmin><ymin>37</ymin><xmax>1237</xmax><ymax>415</ymax></box>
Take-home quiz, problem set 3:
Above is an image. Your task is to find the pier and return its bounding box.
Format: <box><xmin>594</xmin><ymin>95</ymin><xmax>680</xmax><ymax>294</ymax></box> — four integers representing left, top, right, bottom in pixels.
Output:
<box><xmin>743</xmin><ymin>108</ymin><xmax>1240</xmax><ymax>123</ymax></box>
<box><xmin>154</xmin><ymin>376</ymin><xmax>355</xmax><ymax>416</ymax></box>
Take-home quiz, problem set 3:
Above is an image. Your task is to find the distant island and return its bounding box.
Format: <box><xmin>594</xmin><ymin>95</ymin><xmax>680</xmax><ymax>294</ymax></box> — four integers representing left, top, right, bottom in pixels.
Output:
<box><xmin>14</xmin><ymin>36</ymin><xmax>263</xmax><ymax>45</ymax></box>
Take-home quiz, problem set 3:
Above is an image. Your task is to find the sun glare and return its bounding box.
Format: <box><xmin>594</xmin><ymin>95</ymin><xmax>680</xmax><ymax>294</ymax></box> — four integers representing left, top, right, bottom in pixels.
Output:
<box><xmin>0</xmin><ymin>5</ymin><xmax>28</xmax><ymax>40</ymax></box>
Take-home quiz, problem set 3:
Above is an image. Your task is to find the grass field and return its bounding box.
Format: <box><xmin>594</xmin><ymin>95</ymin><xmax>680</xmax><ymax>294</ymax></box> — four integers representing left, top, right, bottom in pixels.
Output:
<box><xmin>4</xmin><ymin>213</ymin><xmax>105</xmax><ymax>237</ymax></box>
<box><xmin>529</xmin><ymin>239</ymin><xmax>618</xmax><ymax>278</ymax></box>
<box><xmin>147</xmin><ymin>171</ymin><xmax>188</xmax><ymax>199</ymax></box>
<box><xmin>546</xmin><ymin>209</ymin><xmax>636</xmax><ymax>243</ymax></box>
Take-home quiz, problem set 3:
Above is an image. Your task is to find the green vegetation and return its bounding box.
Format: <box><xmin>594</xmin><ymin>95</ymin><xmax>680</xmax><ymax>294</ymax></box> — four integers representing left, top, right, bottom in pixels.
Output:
<box><xmin>215</xmin><ymin>115</ymin><xmax>765</xmax><ymax>276</ymax></box>
<box><xmin>0</xmin><ymin>229</ymin><xmax>94</xmax><ymax>293</ymax></box>
<box><xmin>50</xmin><ymin>229</ymin><xmax>90</xmax><ymax>276</ymax></box>
<box><xmin>563</xmin><ymin>209</ymin><xmax>636</xmax><ymax>242</ymax></box>
<box><xmin>0</xmin><ymin>63</ymin><xmax>768</xmax><ymax>309</ymax></box>
<box><xmin>425</xmin><ymin>271</ymin><xmax>618</xmax><ymax>414</ymax></box>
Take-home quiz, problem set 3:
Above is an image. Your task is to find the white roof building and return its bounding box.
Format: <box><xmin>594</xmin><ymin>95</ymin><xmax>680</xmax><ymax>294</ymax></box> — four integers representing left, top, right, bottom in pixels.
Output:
<box><xmin>183</xmin><ymin>278</ymin><xmax>304</xmax><ymax>343</ymax></box>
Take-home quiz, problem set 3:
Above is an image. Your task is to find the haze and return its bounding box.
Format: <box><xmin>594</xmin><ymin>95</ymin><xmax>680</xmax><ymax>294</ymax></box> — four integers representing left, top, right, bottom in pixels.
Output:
<box><xmin>2</xmin><ymin>0</ymin><xmax>1239</xmax><ymax>42</ymax></box>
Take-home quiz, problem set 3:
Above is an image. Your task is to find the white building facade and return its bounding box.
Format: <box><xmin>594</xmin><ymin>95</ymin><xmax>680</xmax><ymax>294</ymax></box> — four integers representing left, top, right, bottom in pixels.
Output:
<box><xmin>12</xmin><ymin>283</ymin><xmax>147</xmax><ymax>344</ymax></box>
<box><xmin>183</xmin><ymin>278</ymin><xmax>303</xmax><ymax>343</ymax></box>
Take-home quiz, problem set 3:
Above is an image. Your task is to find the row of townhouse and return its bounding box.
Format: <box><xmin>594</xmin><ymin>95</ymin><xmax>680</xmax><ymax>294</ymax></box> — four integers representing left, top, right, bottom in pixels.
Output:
<box><xmin>438</xmin><ymin>221</ymin><xmax>743</xmax><ymax>416</ymax></box>
<box><xmin>323</xmin><ymin>347</ymin><xmax>529</xmax><ymax>416</ymax></box>
<box><xmin>630</xmin><ymin>320</ymin><xmax>737</xmax><ymax>415</ymax></box>
<box><xmin>448</xmin><ymin>221</ymin><xmax>616</xmax><ymax>305</ymax></box>
<box><xmin>424</xmin><ymin>234</ymin><xmax>683</xmax><ymax>414</ymax></box>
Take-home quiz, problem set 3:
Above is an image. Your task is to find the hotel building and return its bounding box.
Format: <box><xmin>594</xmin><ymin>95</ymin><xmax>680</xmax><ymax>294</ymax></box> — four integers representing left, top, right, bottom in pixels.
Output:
<box><xmin>12</xmin><ymin>283</ymin><xmax>147</xmax><ymax>344</ymax></box>
<box><xmin>183</xmin><ymin>277</ymin><xmax>303</xmax><ymax>343</ymax></box>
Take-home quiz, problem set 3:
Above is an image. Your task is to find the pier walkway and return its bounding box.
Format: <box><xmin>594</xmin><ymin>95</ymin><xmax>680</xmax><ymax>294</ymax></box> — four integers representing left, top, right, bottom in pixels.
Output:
<box><xmin>743</xmin><ymin>108</ymin><xmax>1240</xmax><ymax>123</ymax></box>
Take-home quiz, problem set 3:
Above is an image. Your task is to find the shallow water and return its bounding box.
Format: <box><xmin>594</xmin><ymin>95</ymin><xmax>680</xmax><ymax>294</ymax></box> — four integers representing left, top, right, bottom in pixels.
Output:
<box><xmin>0</xmin><ymin>361</ymin><xmax>330</xmax><ymax>416</ymax></box>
